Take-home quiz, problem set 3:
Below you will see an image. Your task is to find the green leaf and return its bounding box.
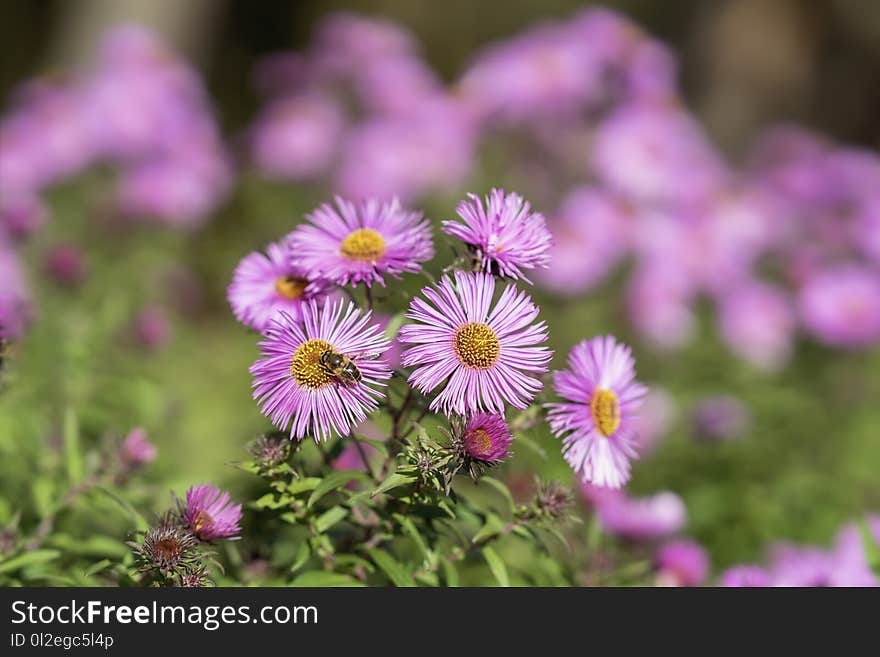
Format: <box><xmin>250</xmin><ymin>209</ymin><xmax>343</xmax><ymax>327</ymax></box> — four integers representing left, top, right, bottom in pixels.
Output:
<box><xmin>290</xmin><ymin>571</ymin><xmax>365</xmax><ymax>587</ymax></box>
<box><xmin>63</xmin><ymin>407</ymin><xmax>84</xmax><ymax>484</ymax></box>
<box><xmin>472</xmin><ymin>514</ymin><xmax>505</xmax><ymax>543</ymax></box>
<box><xmin>289</xmin><ymin>542</ymin><xmax>311</xmax><ymax>574</ymax></box>
<box><xmin>366</xmin><ymin>548</ymin><xmax>416</xmax><ymax>587</ymax></box>
<box><xmin>307</xmin><ymin>471</ymin><xmax>371</xmax><ymax>508</ymax></box>
<box><xmin>353</xmin><ymin>434</ymin><xmax>388</xmax><ymax>459</ymax></box>
<box><xmin>479</xmin><ymin>477</ymin><xmax>516</xmax><ymax>515</ymax></box>
<box><xmin>383</xmin><ymin>312</ymin><xmax>407</xmax><ymax>340</ymax></box>
<box><xmin>858</xmin><ymin>518</ymin><xmax>880</xmax><ymax>576</ymax></box>
<box><xmin>0</xmin><ymin>550</ymin><xmax>61</xmax><ymax>575</ymax></box>
<box><xmin>286</xmin><ymin>477</ymin><xmax>322</xmax><ymax>495</ymax></box>
<box><xmin>514</xmin><ymin>434</ymin><xmax>546</xmax><ymax>459</ymax></box>
<box><xmin>482</xmin><ymin>546</ymin><xmax>510</xmax><ymax>587</ymax></box>
<box><xmin>314</xmin><ymin>506</ymin><xmax>348</xmax><ymax>533</ymax></box>
<box><xmin>393</xmin><ymin>513</ymin><xmax>435</xmax><ymax>567</ymax></box>
<box><xmin>253</xmin><ymin>493</ymin><xmax>292</xmax><ymax>510</ymax></box>
<box><xmin>83</xmin><ymin>559</ymin><xmax>113</xmax><ymax>578</ymax></box>
<box><xmin>371</xmin><ymin>472</ymin><xmax>416</xmax><ymax>497</ymax></box>
<box><xmin>94</xmin><ymin>487</ymin><xmax>148</xmax><ymax>531</ymax></box>
<box><xmin>441</xmin><ymin>558</ymin><xmax>459</xmax><ymax>587</ymax></box>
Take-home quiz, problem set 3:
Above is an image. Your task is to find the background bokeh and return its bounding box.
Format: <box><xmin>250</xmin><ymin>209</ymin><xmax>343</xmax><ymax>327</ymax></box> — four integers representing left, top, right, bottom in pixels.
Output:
<box><xmin>1</xmin><ymin>0</ymin><xmax>879</xmax><ymax>582</ymax></box>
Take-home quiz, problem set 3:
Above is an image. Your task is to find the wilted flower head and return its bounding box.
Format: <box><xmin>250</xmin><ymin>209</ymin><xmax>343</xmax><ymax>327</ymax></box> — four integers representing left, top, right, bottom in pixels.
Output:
<box><xmin>655</xmin><ymin>540</ymin><xmax>709</xmax><ymax>587</ymax></box>
<box><xmin>534</xmin><ymin>480</ymin><xmax>574</xmax><ymax>520</ymax></box>
<box><xmin>248</xmin><ymin>432</ymin><xmax>292</xmax><ymax>470</ymax></box>
<box><xmin>250</xmin><ymin>299</ymin><xmax>391</xmax><ymax>442</ymax></box>
<box><xmin>182</xmin><ymin>485</ymin><xmax>243</xmax><ymax>541</ymax></box>
<box><xmin>547</xmin><ymin>336</ymin><xmax>647</xmax><ymax>489</ymax></box>
<box><xmin>120</xmin><ymin>427</ymin><xmax>157</xmax><ymax>467</ymax></box>
<box><xmin>691</xmin><ymin>395</ymin><xmax>750</xmax><ymax>443</ymax></box>
<box><xmin>443</xmin><ymin>189</ymin><xmax>552</xmax><ymax>283</ymax></box>
<box><xmin>131</xmin><ymin>514</ymin><xmax>199</xmax><ymax>576</ymax></box>
<box><xmin>288</xmin><ymin>197</ymin><xmax>434</xmax><ymax>288</ymax></box>
<box><xmin>227</xmin><ymin>239</ymin><xmax>335</xmax><ymax>333</ymax></box>
<box><xmin>178</xmin><ymin>564</ymin><xmax>213</xmax><ymax>588</ymax></box>
<box><xmin>799</xmin><ymin>265</ymin><xmax>880</xmax><ymax>349</ymax></box>
<box><xmin>399</xmin><ymin>271</ymin><xmax>552</xmax><ymax>416</ymax></box>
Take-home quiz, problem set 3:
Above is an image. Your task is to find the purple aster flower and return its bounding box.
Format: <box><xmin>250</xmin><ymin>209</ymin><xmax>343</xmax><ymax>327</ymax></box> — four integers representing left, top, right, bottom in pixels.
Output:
<box><xmin>182</xmin><ymin>484</ymin><xmax>242</xmax><ymax>541</ymax></box>
<box><xmin>626</xmin><ymin>262</ymin><xmax>696</xmax><ymax>351</ymax></box>
<box><xmin>592</xmin><ymin>104</ymin><xmax>726</xmax><ymax>207</ymax></box>
<box><xmin>250</xmin><ymin>299</ymin><xmax>391</xmax><ymax>442</ymax></box>
<box><xmin>535</xmin><ymin>187</ymin><xmax>631</xmax><ymax>296</ymax></box>
<box><xmin>288</xmin><ymin>197</ymin><xmax>434</xmax><ymax>288</ymax></box>
<box><xmin>691</xmin><ymin>395</ymin><xmax>750</xmax><ymax>443</ymax></box>
<box><xmin>227</xmin><ymin>239</ymin><xmax>335</xmax><ymax>333</ymax></box>
<box><xmin>45</xmin><ymin>243</ymin><xmax>88</xmax><ymax>288</ymax></box>
<box><xmin>399</xmin><ymin>271</ymin><xmax>552</xmax><ymax>416</ymax></box>
<box><xmin>717</xmin><ymin>281</ymin><xmax>795</xmax><ymax>371</ymax></box>
<box><xmin>456</xmin><ymin>413</ymin><xmax>513</xmax><ymax>464</ymax></box>
<box><xmin>655</xmin><ymin>540</ymin><xmax>709</xmax><ymax>587</ymax></box>
<box><xmin>443</xmin><ymin>189</ymin><xmax>552</xmax><ymax>283</ymax></box>
<box><xmin>546</xmin><ymin>336</ymin><xmax>647</xmax><ymax>489</ymax></box>
<box><xmin>1</xmin><ymin>192</ymin><xmax>47</xmax><ymax>242</ymax></box>
<box><xmin>131</xmin><ymin>305</ymin><xmax>171</xmax><ymax>352</ymax></box>
<box><xmin>799</xmin><ymin>265</ymin><xmax>880</xmax><ymax>348</ymax></box>
<box><xmin>720</xmin><ymin>565</ymin><xmax>770</xmax><ymax>587</ymax></box>
<box><xmin>249</xmin><ymin>93</ymin><xmax>345</xmax><ymax>181</ymax></box>
<box><xmin>0</xmin><ymin>244</ymin><xmax>32</xmax><ymax>340</ymax></box>
<box><xmin>594</xmin><ymin>489</ymin><xmax>687</xmax><ymax>541</ymax></box>
<box><xmin>768</xmin><ymin>540</ymin><xmax>877</xmax><ymax>587</ymax></box>
<box><xmin>120</xmin><ymin>427</ymin><xmax>157</xmax><ymax>467</ymax></box>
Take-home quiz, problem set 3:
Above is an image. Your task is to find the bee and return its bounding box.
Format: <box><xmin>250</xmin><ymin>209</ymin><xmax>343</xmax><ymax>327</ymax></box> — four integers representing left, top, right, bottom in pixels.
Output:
<box><xmin>319</xmin><ymin>348</ymin><xmax>362</xmax><ymax>384</ymax></box>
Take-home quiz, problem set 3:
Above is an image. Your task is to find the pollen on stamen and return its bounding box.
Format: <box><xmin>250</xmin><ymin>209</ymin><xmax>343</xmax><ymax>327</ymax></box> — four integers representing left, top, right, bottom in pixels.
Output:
<box><xmin>290</xmin><ymin>338</ymin><xmax>335</xmax><ymax>388</ymax></box>
<box><xmin>340</xmin><ymin>228</ymin><xmax>386</xmax><ymax>262</ymax></box>
<box><xmin>464</xmin><ymin>428</ymin><xmax>493</xmax><ymax>458</ymax></box>
<box><xmin>453</xmin><ymin>322</ymin><xmax>500</xmax><ymax>369</ymax></box>
<box><xmin>590</xmin><ymin>388</ymin><xmax>621</xmax><ymax>436</ymax></box>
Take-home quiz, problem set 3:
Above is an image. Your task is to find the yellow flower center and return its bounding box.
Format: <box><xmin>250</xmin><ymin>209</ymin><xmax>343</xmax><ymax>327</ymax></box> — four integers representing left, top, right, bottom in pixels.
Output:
<box><xmin>192</xmin><ymin>510</ymin><xmax>212</xmax><ymax>532</ymax></box>
<box><xmin>453</xmin><ymin>322</ymin><xmax>500</xmax><ymax>369</ymax></box>
<box><xmin>465</xmin><ymin>428</ymin><xmax>493</xmax><ymax>457</ymax></box>
<box><xmin>290</xmin><ymin>338</ymin><xmax>334</xmax><ymax>389</ymax></box>
<box><xmin>590</xmin><ymin>388</ymin><xmax>621</xmax><ymax>437</ymax></box>
<box><xmin>275</xmin><ymin>275</ymin><xmax>308</xmax><ymax>300</ymax></box>
<box><xmin>340</xmin><ymin>228</ymin><xmax>385</xmax><ymax>262</ymax></box>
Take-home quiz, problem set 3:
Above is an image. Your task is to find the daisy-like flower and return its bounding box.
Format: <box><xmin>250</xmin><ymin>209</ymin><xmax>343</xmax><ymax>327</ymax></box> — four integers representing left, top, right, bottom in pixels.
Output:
<box><xmin>250</xmin><ymin>299</ymin><xmax>391</xmax><ymax>441</ymax></box>
<box><xmin>458</xmin><ymin>413</ymin><xmax>513</xmax><ymax>463</ymax></box>
<box><xmin>443</xmin><ymin>189</ymin><xmax>552</xmax><ymax>283</ymax></box>
<box><xmin>399</xmin><ymin>271</ymin><xmax>552</xmax><ymax>416</ymax></box>
<box><xmin>546</xmin><ymin>336</ymin><xmax>647</xmax><ymax>489</ymax></box>
<box><xmin>288</xmin><ymin>197</ymin><xmax>434</xmax><ymax>288</ymax></box>
<box><xmin>227</xmin><ymin>239</ymin><xmax>335</xmax><ymax>333</ymax></box>
<box><xmin>182</xmin><ymin>484</ymin><xmax>243</xmax><ymax>541</ymax></box>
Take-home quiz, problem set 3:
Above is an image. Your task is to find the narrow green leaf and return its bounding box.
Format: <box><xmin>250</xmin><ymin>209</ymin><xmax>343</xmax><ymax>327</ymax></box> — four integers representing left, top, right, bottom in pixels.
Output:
<box><xmin>371</xmin><ymin>472</ymin><xmax>416</xmax><ymax>497</ymax></box>
<box><xmin>383</xmin><ymin>312</ymin><xmax>407</xmax><ymax>340</ymax></box>
<box><xmin>63</xmin><ymin>407</ymin><xmax>84</xmax><ymax>484</ymax></box>
<box><xmin>289</xmin><ymin>542</ymin><xmax>311</xmax><ymax>574</ymax></box>
<box><xmin>83</xmin><ymin>559</ymin><xmax>113</xmax><ymax>578</ymax></box>
<box><xmin>308</xmin><ymin>471</ymin><xmax>371</xmax><ymax>508</ymax></box>
<box><xmin>441</xmin><ymin>558</ymin><xmax>459</xmax><ymax>587</ymax></box>
<box><xmin>0</xmin><ymin>550</ymin><xmax>61</xmax><ymax>575</ymax></box>
<box><xmin>353</xmin><ymin>435</ymin><xmax>389</xmax><ymax>459</ymax></box>
<box><xmin>290</xmin><ymin>571</ymin><xmax>365</xmax><ymax>587</ymax></box>
<box><xmin>314</xmin><ymin>506</ymin><xmax>348</xmax><ymax>533</ymax></box>
<box><xmin>286</xmin><ymin>477</ymin><xmax>322</xmax><ymax>495</ymax></box>
<box><xmin>94</xmin><ymin>487</ymin><xmax>148</xmax><ymax>531</ymax></box>
<box><xmin>472</xmin><ymin>514</ymin><xmax>505</xmax><ymax>543</ymax></box>
<box><xmin>366</xmin><ymin>548</ymin><xmax>416</xmax><ymax>587</ymax></box>
<box><xmin>858</xmin><ymin>518</ymin><xmax>880</xmax><ymax>576</ymax></box>
<box><xmin>482</xmin><ymin>546</ymin><xmax>510</xmax><ymax>587</ymax></box>
<box><xmin>479</xmin><ymin>477</ymin><xmax>516</xmax><ymax>515</ymax></box>
<box><xmin>393</xmin><ymin>513</ymin><xmax>435</xmax><ymax>567</ymax></box>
